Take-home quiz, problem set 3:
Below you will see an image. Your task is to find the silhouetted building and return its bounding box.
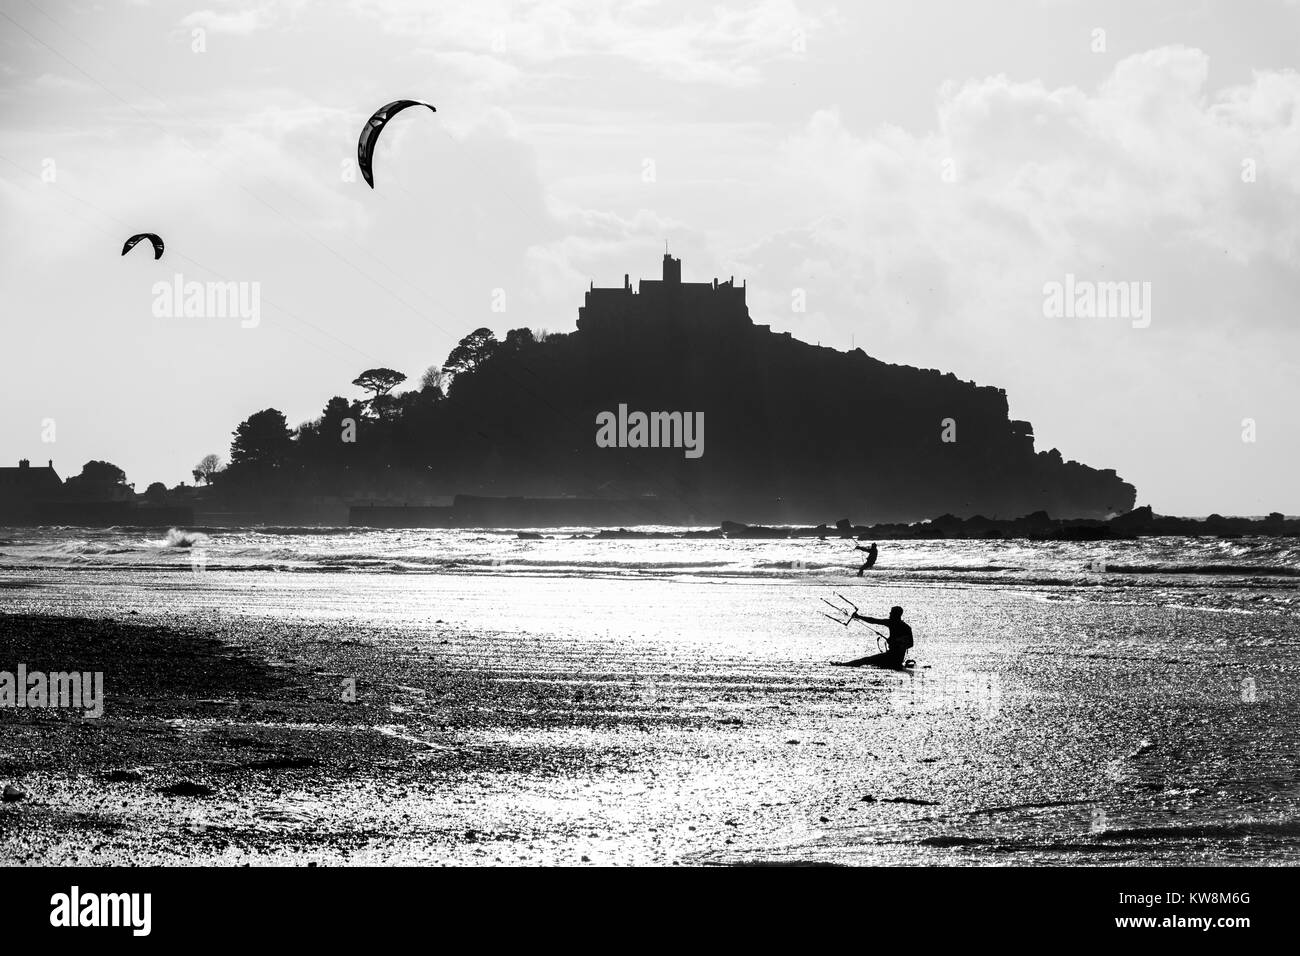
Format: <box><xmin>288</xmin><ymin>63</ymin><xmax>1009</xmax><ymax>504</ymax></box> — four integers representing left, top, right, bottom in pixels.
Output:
<box><xmin>577</xmin><ymin>253</ymin><xmax>750</xmax><ymax>335</ymax></box>
<box><xmin>0</xmin><ymin>458</ymin><xmax>62</xmax><ymax>498</ymax></box>
<box><xmin>0</xmin><ymin>459</ymin><xmax>62</xmax><ymax>521</ymax></box>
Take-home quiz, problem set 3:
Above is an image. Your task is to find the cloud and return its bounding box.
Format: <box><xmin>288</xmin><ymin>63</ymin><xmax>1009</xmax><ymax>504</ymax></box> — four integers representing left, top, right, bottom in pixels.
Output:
<box><xmin>524</xmin><ymin>203</ymin><xmax>693</xmax><ymax>298</ymax></box>
<box><xmin>180</xmin><ymin>8</ymin><xmax>274</xmax><ymax>36</ymax></box>
<box><xmin>179</xmin><ymin>1</ymin><xmax>313</xmax><ymax>35</ymax></box>
<box><xmin>754</xmin><ymin>47</ymin><xmax>1300</xmax><ymax>340</ymax></box>
<box><xmin>721</xmin><ymin>47</ymin><xmax>1300</xmax><ymax>511</ymax></box>
<box><xmin>354</xmin><ymin>0</ymin><xmax>832</xmax><ymax>88</ymax></box>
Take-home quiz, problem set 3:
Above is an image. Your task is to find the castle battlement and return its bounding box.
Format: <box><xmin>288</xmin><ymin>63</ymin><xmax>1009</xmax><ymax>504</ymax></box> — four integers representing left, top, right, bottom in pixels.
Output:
<box><xmin>577</xmin><ymin>254</ymin><xmax>749</xmax><ymax>333</ymax></box>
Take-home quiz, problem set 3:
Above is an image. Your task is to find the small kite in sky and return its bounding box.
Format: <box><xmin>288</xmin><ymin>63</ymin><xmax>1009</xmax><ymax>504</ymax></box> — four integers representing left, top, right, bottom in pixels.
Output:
<box><xmin>121</xmin><ymin>233</ymin><xmax>164</xmax><ymax>259</ymax></box>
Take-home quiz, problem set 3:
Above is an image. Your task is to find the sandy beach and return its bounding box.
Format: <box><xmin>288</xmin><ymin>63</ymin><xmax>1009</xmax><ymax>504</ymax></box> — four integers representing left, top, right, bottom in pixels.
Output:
<box><xmin>2</xmin><ymin>540</ymin><xmax>1298</xmax><ymax>866</ymax></box>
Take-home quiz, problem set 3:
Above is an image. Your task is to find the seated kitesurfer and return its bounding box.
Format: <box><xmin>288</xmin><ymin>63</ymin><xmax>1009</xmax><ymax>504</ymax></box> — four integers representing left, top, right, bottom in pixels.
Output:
<box><xmin>831</xmin><ymin>605</ymin><xmax>913</xmax><ymax>667</ymax></box>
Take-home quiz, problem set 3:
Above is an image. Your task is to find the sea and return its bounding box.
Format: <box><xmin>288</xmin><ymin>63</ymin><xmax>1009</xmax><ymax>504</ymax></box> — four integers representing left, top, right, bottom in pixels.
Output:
<box><xmin>2</xmin><ymin>526</ymin><xmax>1297</xmax><ymax>865</ymax></box>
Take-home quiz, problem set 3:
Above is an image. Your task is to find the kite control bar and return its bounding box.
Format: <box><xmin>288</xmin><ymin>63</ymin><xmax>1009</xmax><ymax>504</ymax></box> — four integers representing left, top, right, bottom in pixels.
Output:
<box><xmin>820</xmin><ymin>592</ymin><xmax>859</xmax><ymax>626</ymax></box>
<box><xmin>820</xmin><ymin>592</ymin><xmax>890</xmax><ymax>649</ymax></box>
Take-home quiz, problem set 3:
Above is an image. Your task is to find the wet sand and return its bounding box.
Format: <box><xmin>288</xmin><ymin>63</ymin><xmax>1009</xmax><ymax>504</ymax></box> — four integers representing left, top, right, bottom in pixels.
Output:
<box><xmin>1</xmin><ymin>569</ymin><xmax>1297</xmax><ymax>866</ymax></box>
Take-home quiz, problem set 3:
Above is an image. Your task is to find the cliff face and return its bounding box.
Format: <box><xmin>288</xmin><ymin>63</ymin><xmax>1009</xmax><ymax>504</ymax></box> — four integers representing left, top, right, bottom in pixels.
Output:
<box><xmin>437</xmin><ymin>256</ymin><xmax>1136</xmax><ymax>524</ymax></box>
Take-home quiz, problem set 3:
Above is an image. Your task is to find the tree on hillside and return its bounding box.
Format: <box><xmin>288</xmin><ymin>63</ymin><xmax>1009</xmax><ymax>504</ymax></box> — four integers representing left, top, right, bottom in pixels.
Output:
<box><xmin>503</xmin><ymin>328</ymin><xmax>535</xmax><ymax>351</ymax></box>
<box><xmin>370</xmin><ymin>393</ymin><xmax>400</xmax><ymax>420</ymax></box>
<box><xmin>74</xmin><ymin>460</ymin><xmax>128</xmax><ymax>485</ymax></box>
<box><xmin>444</xmin><ymin>328</ymin><xmax>499</xmax><ymax>381</ymax></box>
<box><xmin>294</xmin><ymin>396</ymin><xmax>367</xmax><ymax>469</ymax></box>
<box><xmin>192</xmin><ymin>453</ymin><xmax>223</xmax><ymax>485</ymax></box>
<box><xmin>419</xmin><ymin>365</ymin><xmax>446</xmax><ymax>394</ymax></box>
<box><xmin>63</xmin><ymin>460</ymin><xmax>132</xmax><ymax>498</ymax></box>
<box><xmin>230</xmin><ymin>409</ymin><xmax>293</xmax><ymax>469</ymax></box>
<box><xmin>317</xmin><ymin>396</ymin><xmax>358</xmax><ymax>423</ymax></box>
<box><xmin>352</xmin><ymin>368</ymin><xmax>406</xmax><ymax>403</ymax></box>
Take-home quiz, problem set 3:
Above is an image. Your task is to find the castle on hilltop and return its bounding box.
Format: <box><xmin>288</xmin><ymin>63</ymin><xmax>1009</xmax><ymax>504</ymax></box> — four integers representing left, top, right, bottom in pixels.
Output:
<box><xmin>577</xmin><ymin>253</ymin><xmax>752</xmax><ymax>334</ymax></box>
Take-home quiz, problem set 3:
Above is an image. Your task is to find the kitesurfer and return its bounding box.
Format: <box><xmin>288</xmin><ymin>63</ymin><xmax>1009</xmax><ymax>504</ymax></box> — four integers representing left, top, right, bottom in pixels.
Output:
<box><xmin>855</xmin><ymin>541</ymin><xmax>878</xmax><ymax>576</ymax></box>
<box><xmin>831</xmin><ymin>605</ymin><xmax>912</xmax><ymax>668</ymax></box>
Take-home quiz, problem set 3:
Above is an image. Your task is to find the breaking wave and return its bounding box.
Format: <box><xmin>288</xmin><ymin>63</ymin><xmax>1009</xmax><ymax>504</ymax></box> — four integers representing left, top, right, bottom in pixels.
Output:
<box><xmin>162</xmin><ymin>528</ymin><xmax>210</xmax><ymax>549</ymax></box>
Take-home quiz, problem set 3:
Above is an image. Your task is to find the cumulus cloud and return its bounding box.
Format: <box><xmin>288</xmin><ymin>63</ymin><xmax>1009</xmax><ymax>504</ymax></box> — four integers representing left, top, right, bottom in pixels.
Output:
<box><xmin>355</xmin><ymin>0</ymin><xmax>831</xmax><ymax>88</ymax></box>
<box><xmin>750</xmin><ymin>47</ymin><xmax>1300</xmax><ymax>340</ymax></box>
<box><xmin>524</xmin><ymin>203</ymin><xmax>696</xmax><ymax>299</ymax></box>
<box><xmin>725</xmin><ymin>47</ymin><xmax>1300</xmax><ymax>511</ymax></box>
<box><xmin>179</xmin><ymin>1</ymin><xmax>312</xmax><ymax>35</ymax></box>
<box><xmin>181</xmin><ymin>8</ymin><xmax>274</xmax><ymax>36</ymax></box>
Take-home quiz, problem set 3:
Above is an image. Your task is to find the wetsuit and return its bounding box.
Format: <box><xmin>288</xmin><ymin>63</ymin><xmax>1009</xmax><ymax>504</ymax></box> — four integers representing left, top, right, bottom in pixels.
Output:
<box><xmin>856</xmin><ymin>616</ymin><xmax>912</xmax><ymax>667</ymax></box>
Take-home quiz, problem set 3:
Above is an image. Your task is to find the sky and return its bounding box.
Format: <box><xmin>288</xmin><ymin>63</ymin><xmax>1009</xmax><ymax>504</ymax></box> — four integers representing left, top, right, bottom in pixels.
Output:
<box><xmin>1</xmin><ymin>0</ymin><xmax>1297</xmax><ymax>515</ymax></box>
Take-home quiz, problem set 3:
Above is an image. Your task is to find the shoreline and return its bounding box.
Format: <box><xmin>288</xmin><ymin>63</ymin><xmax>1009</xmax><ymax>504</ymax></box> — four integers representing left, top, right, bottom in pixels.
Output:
<box><xmin>6</xmin><ymin>506</ymin><xmax>1300</xmax><ymax>539</ymax></box>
